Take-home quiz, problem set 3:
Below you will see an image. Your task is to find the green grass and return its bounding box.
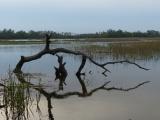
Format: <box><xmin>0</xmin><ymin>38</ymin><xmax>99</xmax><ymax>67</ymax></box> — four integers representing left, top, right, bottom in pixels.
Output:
<box><xmin>2</xmin><ymin>72</ymin><xmax>32</xmax><ymax>120</ymax></box>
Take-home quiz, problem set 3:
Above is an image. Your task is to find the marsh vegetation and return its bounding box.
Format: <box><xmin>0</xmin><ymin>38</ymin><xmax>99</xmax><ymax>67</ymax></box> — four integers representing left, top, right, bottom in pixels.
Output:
<box><xmin>77</xmin><ymin>40</ymin><xmax>160</xmax><ymax>60</ymax></box>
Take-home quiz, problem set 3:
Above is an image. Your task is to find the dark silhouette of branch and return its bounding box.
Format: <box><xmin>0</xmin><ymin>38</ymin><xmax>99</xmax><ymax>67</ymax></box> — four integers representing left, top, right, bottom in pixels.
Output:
<box><xmin>76</xmin><ymin>55</ymin><xmax>87</xmax><ymax>76</ymax></box>
<box><xmin>47</xmin><ymin>97</ymin><xmax>54</xmax><ymax>120</ymax></box>
<box><xmin>15</xmin><ymin>72</ymin><xmax>150</xmax><ymax>99</ymax></box>
<box><xmin>11</xmin><ymin>68</ymin><xmax>150</xmax><ymax>120</ymax></box>
<box><xmin>14</xmin><ymin>34</ymin><xmax>149</xmax><ymax>75</ymax></box>
<box><xmin>102</xmin><ymin>81</ymin><xmax>150</xmax><ymax>91</ymax></box>
<box><xmin>45</xmin><ymin>34</ymin><xmax>51</xmax><ymax>50</ymax></box>
<box><xmin>0</xmin><ymin>83</ymin><xmax>5</xmax><ymax>87</ymax></box>
<box><xmin>102</xmin><ymin>60</ymin><xmax>150</xmax><ymax>71</ymax></box>
<box><xmin>0</xmin><ymin>105</ymin><xmax>5</xmax><ymax>108</ymax></box>
<box><xmin>8</xmin><ymin>32</ymin><xmax>151</xmax><ymax>120</ymax></box>
<box><xmin>47</xmin><ymin>82</ymin><xmax>149</xmax><ymax>98</ymax></box>
<box><xmin>11</xmin><ymin>34</ymin><xmax>150</xmax><ymax>119</ymax></box>
<box><xmin>54</xmin><ymin>55</ymin><xmax>67</xmax><ymax>90</ymax></box>
<box><xmin>50</xmin><ymin>80</ymin><xmax>150</xmax><ymax>98</ymax></box>
<box><xmin>14</xmin><ymin>68</ymin><xmax>150</xmax><ymax>99</ymax></box>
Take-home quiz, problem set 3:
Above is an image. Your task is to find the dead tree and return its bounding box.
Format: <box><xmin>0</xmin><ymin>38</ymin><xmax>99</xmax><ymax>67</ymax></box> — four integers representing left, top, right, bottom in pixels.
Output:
<box><xmin>13</xmin><ymin>34</ymin><xmax>149</xmax><ymax>75</ymax></box>
<box><xmin>12</xmin><ymin>33</ymin><xmax>150</xmax><ymax>97</ymax></box>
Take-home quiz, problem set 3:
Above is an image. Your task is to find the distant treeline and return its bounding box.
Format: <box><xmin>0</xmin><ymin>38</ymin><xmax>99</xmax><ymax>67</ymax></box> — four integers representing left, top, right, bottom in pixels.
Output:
<box><xmin>0</xmin><ymin>29</ymin><xmax>160</xmax><ymax>39</ymax></box>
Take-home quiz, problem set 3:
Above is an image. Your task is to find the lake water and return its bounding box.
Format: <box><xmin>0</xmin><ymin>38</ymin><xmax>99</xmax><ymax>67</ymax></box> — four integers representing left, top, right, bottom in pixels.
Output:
<box><xmin>0</xmin><ymin>41</ymin><xmax>159</xmax><ymax>120</ymax></box>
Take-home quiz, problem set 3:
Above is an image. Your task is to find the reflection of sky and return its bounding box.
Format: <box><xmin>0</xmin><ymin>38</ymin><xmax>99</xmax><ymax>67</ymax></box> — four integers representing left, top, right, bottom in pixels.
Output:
<box><xmin>0</xmin><ymin>43</ymin><xmax>159</xmax><ymax>119</ymax></box>
<box><xmin>54</xmin><ymin>62</ymin><xmax>160</xmax><ymax>120</ymax></box>
<box><xmin>0</xmin><ymin>0</ymin><xmax>160</xmax><ymax>33</ymax></box>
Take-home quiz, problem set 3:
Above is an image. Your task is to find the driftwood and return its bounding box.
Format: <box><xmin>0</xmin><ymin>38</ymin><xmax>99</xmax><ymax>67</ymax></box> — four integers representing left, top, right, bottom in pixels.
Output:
<box><xmin>12</xmin><ymin>33</ymin><xmax>151</xmax><ymax>97</ymax></box>
<box><xmin>13</xmin><ymin>34</ymin><xmax>149</xmax><ymax>75</ymax></box>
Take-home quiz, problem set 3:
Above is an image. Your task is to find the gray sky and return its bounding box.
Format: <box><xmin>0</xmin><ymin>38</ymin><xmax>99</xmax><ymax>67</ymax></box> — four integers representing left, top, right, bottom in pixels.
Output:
<box><xmin>0</xmin><ymin>0</ymin><xmax>160</xmax><ymax>33</ymax></box>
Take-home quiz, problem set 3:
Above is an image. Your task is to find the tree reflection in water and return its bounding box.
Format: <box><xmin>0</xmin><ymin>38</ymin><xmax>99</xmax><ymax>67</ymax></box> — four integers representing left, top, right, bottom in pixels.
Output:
<box><xmin>0</xmin><ymin>35</ymin><xmax>150</xmax><ymax>120</ymax></box>
<box><xmin>0</xmin><ymin>68</ymin><xmax>149</xmax><ymax>120</ymax></box>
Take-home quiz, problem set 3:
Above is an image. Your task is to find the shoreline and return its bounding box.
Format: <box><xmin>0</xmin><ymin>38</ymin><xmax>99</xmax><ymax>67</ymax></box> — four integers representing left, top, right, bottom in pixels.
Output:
<box><xmin>0</xmin><ymin>37</ymin><xmax>160</xmax><ymax>45</ymax></box>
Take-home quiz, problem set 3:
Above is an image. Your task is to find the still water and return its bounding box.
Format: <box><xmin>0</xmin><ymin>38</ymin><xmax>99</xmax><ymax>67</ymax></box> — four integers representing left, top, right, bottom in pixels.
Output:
<box><xmin>0</xmin><ymin>41</ymin><xmax>159</xmax><ymax>120</ymax></box>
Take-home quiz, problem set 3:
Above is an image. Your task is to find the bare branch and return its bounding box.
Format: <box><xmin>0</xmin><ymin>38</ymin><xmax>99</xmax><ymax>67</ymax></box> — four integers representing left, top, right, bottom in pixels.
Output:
<box><xmin>12</xmin><ymin>34</ymin><xmax>150</xmax><ymax>99</ymax></box>
<box><xmin>76</xmin><ymin>55</ymin><xmax>87</xmax><ymax>75</ymax></box>
<box><xmin>45</xmin><ymin>34</ymin><xmax>51</xmax><ymax>50</ymax></box>
<box><xmin>13</xmin><ymin>34</ymin><xmax>149</xmax><ymax>75</ymax></box>
<box><xmin>102</xmin><ymin>60</ymin><xmax>150</xmax><ymax>71</ymax></box>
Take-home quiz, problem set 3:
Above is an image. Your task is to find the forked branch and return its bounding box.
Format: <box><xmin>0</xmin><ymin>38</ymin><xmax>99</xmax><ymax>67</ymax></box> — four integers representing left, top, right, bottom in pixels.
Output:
<box><xmin>13</xmin><ymin>34</ymin><xmax>149</xmax><ymax>75</ymax></box>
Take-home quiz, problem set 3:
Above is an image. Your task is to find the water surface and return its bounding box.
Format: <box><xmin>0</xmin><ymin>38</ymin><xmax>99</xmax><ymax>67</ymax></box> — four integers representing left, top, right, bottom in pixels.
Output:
<box><xmin>0</xmin><ymin>40</ymin><xmax>159</xmax><ymax>120</ymax></box>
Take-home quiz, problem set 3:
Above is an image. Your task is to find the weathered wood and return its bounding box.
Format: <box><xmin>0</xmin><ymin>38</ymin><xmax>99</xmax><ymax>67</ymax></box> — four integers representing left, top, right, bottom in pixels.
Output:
<box><xmin>14</xmin><ymin>34</ymin><xmax>149</xmax><ymax>75</ymax></box>
<box><xmin>76</xmin><ymin>55</ymin><xmax>86</xmax><ymax>76</ymax></box>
